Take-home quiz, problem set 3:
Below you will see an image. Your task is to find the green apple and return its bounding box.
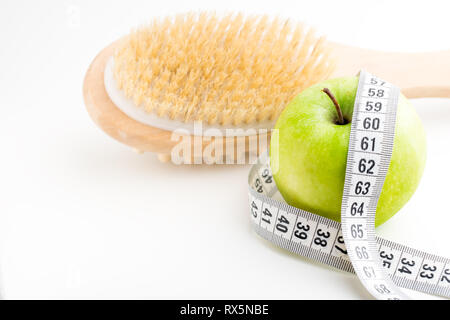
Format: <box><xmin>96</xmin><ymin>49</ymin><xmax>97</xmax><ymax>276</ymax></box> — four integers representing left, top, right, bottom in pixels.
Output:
<box><xmin>270</xmin><ymin>77</ymin><xmax>426</xmax><ymax>226</ymax></box>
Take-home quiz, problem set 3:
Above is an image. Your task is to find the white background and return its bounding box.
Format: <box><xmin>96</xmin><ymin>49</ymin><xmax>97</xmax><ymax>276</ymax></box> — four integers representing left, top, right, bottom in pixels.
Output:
<box><xmin>0</xmin><ymin>0</ymin><xmax>449</xmax><ymax>299</ymax></box>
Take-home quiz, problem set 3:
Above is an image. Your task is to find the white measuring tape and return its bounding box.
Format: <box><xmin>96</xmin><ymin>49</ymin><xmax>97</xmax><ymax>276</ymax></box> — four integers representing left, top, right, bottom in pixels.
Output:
<box><xmin>248</xmin><ymin>70</ymin><xmax>450</xmax><ymax>300</ymax></box>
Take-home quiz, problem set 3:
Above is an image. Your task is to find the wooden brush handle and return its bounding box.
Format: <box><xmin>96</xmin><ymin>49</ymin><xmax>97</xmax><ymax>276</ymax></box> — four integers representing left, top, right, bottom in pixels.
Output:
<box><xmin>331</xmin><ymin>43</ymin><xmax>450</xmax><ymax>98</ymax></box>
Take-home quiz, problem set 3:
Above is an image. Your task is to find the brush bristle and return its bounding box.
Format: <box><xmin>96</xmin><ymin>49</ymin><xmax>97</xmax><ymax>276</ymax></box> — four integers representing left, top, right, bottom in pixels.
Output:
<box><xmin>113</xmin><ymin>12</ymin><xmax>336</xmax><ymax>126</ymax></box>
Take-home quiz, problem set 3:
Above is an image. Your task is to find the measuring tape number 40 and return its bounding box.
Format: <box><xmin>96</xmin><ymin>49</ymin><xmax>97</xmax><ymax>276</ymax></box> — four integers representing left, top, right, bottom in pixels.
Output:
<box><xmin>247</xmin><ymin>70</ymin><xmax>450</xmax><ymax>300</ymax></box>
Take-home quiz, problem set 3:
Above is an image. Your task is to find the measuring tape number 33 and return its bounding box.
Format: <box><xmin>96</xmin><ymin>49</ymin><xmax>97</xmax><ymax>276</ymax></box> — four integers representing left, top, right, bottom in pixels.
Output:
<box><xmin>248</xmin><ymin>70</ymin><xmax>450</xmax><ymax>300</ymax></box>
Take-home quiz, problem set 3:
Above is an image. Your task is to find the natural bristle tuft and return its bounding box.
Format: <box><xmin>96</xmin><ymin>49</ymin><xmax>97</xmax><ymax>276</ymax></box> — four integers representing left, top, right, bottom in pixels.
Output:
<box><xmin>113</xmin><ymin>12</ymin><xmax>336</xmax><ymax>126</ymax></box>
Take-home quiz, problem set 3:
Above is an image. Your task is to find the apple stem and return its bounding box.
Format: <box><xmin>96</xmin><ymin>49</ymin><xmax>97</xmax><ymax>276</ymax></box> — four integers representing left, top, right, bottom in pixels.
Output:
<box><xmin>322</xmin><ymin>88</ymin><xmax>345</xmax><ymax>125</ymax></box>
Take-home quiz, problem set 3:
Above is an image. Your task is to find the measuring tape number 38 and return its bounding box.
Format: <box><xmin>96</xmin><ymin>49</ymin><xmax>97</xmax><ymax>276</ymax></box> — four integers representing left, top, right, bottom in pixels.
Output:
<box><xmin>247</xmin><ymin>70</ymin><xmax>450</xmax><ymax>300</ymax></box>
